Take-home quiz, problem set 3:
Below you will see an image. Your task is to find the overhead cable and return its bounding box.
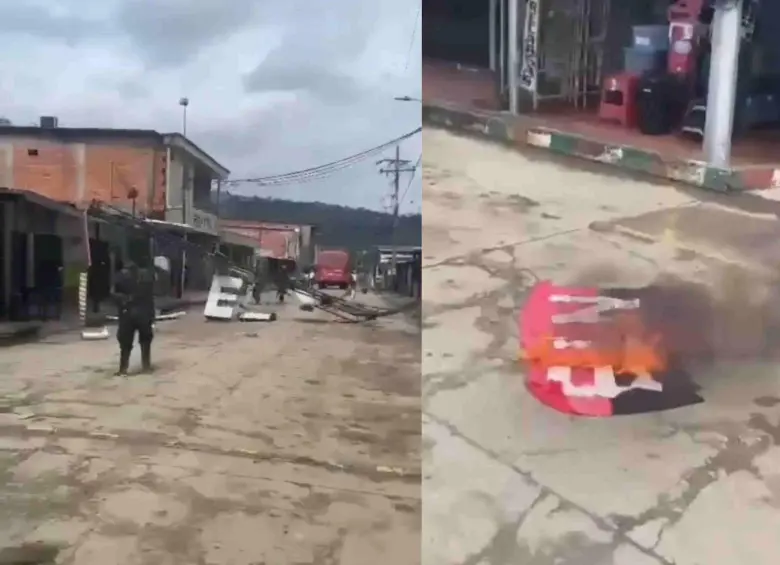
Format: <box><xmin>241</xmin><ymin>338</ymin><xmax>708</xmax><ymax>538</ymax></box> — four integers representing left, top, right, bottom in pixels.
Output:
<box><xmin>222</xmin><ymin>127</ymin><xmax>422</xmax><ymax>187</ymax></box>
<box><xmin>399</xmin><ymin>153</ymin><xmax>421</xmax><ymax>205</ymax></box>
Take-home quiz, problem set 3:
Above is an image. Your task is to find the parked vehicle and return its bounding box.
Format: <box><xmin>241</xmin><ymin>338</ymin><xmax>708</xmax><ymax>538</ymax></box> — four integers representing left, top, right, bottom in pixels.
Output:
<box><xmin>315</xmin><ymin>249</ymin><xmax>352</xmax><ymax>289</ymax></box>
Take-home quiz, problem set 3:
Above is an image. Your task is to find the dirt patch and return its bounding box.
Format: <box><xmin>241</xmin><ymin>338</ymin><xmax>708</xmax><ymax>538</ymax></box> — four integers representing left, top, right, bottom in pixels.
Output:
<box><xmin>608</xmin><ymin>205</ymin><xmax>780</xmax><ymax>271</ymax></box>
<box><xmin>0</xmin><ymin>543</ymin><xmax>60</xmax><ymax>564</ymax></box>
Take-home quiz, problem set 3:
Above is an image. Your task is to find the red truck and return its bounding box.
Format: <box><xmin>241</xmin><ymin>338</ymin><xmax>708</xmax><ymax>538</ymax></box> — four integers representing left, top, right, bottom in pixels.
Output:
<box><xmin>315</xmin><ymin>249</ymin><xmax>352</xmax><ymax>289</ymax></box>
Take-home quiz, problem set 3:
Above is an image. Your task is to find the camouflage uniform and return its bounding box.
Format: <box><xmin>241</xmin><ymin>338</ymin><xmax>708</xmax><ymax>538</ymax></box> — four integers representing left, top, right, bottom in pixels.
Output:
<box><xmin>114</xmin><ymin>263</ymin><xmax>156</xmax><ymax>375</ymax></box>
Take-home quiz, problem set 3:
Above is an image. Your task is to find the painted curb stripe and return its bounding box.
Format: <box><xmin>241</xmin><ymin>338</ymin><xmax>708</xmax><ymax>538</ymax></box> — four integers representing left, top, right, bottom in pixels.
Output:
<box><xmin>422</xmin><ymin>102</ymin><xmax>779</xmax><ymax>191</ymax></box>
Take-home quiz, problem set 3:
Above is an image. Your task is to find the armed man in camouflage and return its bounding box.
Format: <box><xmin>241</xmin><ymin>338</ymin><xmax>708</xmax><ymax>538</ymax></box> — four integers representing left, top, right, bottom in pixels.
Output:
<box><xmin>113</xmin><ymin>260</ymin><xmax>156</xmax><ymax>376</ymax></box>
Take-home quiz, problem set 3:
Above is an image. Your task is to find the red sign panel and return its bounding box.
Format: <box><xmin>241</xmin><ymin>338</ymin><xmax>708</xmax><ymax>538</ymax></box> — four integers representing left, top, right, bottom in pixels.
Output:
<box><xmin>520</xmin><ymin>281</ymin><xmax>702</xmax><ymax>417</ymax></box>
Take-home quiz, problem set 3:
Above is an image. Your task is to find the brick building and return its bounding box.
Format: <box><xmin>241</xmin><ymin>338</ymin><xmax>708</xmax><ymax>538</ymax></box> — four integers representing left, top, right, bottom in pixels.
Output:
<box><xmin>220</xmin><ymin>220</ymin><xmax>315</xmax><ymax>266</ymax></box>
<box><xmin>0</xmin><ymin>119</ymin><xmax>230</xmax><ymax>321</ymax></box>
<box><xmin>0</xmin><ymin>121</ymin><xmax>228</xmax><ymax>220</ymax></box>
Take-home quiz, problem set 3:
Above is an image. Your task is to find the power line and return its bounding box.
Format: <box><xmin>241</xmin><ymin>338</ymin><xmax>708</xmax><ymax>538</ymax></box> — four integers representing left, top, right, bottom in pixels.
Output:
<box><xmin>377</xmin><ymin>146</ymin><xmax>416</xmax><ymax>274</ymax></box>
<box><xmin>223</xmin><ymin>127</ymin><xmax>421</xmax><ymax>187</ymax></box>
<box><xmin>399</xmin><ymin>153</ymin><xmax>421</xmax><ymax>206</ymax></box>
<box><xmin>404</xmin><ymin>5</ymin><xmax>421</xmax><ymax>71</ymax></box>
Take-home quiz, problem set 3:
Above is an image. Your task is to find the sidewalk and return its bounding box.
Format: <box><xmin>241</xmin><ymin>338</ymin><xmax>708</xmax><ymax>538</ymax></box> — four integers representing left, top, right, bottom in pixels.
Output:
<box><xmin>0</xmin><ymin>291</ymin><xmax>210</xmax><ymax>345</ymax></box>
<box><xmin>423</xmin><ymin>100</ymin><xmax>780</xmax><ymax>192</ymax></box>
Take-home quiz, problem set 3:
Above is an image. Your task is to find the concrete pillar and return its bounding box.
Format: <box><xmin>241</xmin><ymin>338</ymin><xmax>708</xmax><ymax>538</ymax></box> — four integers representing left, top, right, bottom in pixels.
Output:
<box><xmin>165</xmin><ymin>147</ymin><xmax>172</xmax><ymax>210</ymax></box>
<box><xmin>507</xmin><ymin>0</ymin><xmax>519</xmax><ymax>114</ymax></box>
<box><xmin>489</xmin><ymin>0</ymin><xmax>497</xmax><ymax>71</ymax></box>
<box><xmin>703</xmin><ymin>0</ymin><xmax>743</xmax><ymax>168</ymax></box>
<box><xmin>1</xmin><ymin>143</ymin><xmax>13</xmax><ymax>187</ymax></box>
<box><xmin>73</xmin><ymin>143</ymin><xmax>86</xmax><ymax>203</ymax></box>
<box><xmin>1</xmin><ymin>202</ymin><xmax>10</xmax><ymax>313</ymax></box>
<box><xmin>499</xmin><ymin>0</ymin><xmax>506</xmax><ymax>93</ymax></box>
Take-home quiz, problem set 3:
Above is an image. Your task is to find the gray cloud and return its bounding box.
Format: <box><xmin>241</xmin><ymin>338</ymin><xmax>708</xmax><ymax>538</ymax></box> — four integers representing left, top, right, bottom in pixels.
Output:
<box><xmin>241</xmin><ymin>0</ymin><xmax>383</xmax><ymax>103</ymax></box>
<box><xmin>0</xmin><ymin>1</ymin><xmax>107</xmax><ymax>44</ymax></box>
<box><xmin>243</xmin><ymin>66</ymin><xmax>362</xmax><ymax>105</ymax></box>
<box><xmin>1</xmin><ymin>0</ymin><xmax>422</xmax><ymax>212</ymax></box>
<box><xmin>116</xmin><ymin>0</ymin><xmax>260</xmax><ymax>68</ymax></box>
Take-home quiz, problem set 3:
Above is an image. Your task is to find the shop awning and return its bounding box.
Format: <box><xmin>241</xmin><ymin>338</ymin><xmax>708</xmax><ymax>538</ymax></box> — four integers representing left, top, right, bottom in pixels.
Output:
<box><xmin>219</xmin><ymin>228</ymin><xmax>259</xmax><ymax>250</ymax></box>
<box><xmin>144</xmin><ymin>218</ymin><xmax>218</xmax><ymax>237</ymax></box>
<box><xmin>0</xmin><ymin>187</ymin><xmax>84</xmax><ymax>219</ymax></box>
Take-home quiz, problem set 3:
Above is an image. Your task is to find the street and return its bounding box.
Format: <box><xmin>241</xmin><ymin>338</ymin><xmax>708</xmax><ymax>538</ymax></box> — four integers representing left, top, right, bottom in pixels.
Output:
<box><xmin>422</xmin><ymin>128</ymin><xmax>780</xmax><ymax>565</ymax></box>
<box><xmin>0</xmin><ymin>295</ymin><xmax>420</xmax><ymax>564</ymax></box>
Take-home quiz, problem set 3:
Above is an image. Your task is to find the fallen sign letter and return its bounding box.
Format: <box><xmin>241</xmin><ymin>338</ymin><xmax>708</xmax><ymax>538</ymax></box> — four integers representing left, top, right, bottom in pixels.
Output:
<box><xmin>204</xmin><ymin>274</ymin><xmax>276</xmax><ymax>322</ymax></box>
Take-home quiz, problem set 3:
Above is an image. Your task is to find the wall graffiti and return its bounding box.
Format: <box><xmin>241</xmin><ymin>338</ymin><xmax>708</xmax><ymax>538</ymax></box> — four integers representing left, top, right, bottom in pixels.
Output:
<box><xmin>519</xmin><ymin>0</ymin><xmax>540</xmax><ymax>91</ymax></box>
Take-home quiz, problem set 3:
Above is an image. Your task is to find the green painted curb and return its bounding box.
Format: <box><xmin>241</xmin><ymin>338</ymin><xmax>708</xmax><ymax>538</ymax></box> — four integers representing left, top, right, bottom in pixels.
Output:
<box><xmin>528</xmin><ymin>128</ymin><xmax>742</xmax><ymax>192</ymax></box>
<box><xmin>423</xmin><ymin>104</ymin><xmax>514</xmax><ymax>144</ymax></box>
<box><xmin>422</xmin><ymin>101</ymin><xmax>780</xmax><ymax>192</ymax></box>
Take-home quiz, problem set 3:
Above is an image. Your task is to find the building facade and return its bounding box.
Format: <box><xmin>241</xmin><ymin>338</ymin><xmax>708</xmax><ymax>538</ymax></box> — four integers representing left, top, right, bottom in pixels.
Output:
<box><xmin>0</xmin><ymin>124</ymin><xmax>229</xmax><ymax>225</ymax></box>
<box><xmin>159</xmin><ymin>133</ymin><xmax>228</xmax><ymax>236</ymax></box>
<box><xmin>0</xmin><ymin>120</ymin><xmax>230</xmax><ymax>321</ymax></box>
<box><xmin>221</xmin><ymin>220</ymin><xmax>315</xmax><ymax>266</ymax></box>
<box><xmin>427</xmin><ymin>0</ymin><xmax>756</xmax><ymax>167</ymax></box>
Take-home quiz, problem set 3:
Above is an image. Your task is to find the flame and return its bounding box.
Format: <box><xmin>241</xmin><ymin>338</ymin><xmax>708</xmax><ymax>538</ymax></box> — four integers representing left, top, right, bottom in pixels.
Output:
<box><xmin>525</xmin><ymin>310</ymin><xmax>668</xmax><ymax>375</ymax></box>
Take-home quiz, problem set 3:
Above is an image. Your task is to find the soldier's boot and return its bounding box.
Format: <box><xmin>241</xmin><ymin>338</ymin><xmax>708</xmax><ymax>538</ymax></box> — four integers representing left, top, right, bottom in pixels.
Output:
<box><xmin>140</xmin><ymin>342</ymin><xmax>152</xmax><ymax>373</ymax></box>
<box><xmin>116</xmin><ymin>348</ymin><xmax>131</xmax><ymax>376</ymax></box>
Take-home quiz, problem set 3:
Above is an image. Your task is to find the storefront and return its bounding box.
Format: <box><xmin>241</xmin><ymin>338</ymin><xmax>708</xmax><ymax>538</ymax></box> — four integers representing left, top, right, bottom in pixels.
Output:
<box><xmin>0</xmin><ymin>188</ymin><xmax>87</xmax><ymax>322</ymax></box>
<box><xmin>508</xmin><ymin>0</ymin><xmax>775</xmax><ymax>169</ymax></box>
<box><xmin>423</xmin><ymin>0</ymin><xmax>514</xmax><ymax>111</ymax></box>
<box><xmin>423</xmin><ymin>0</ymin><xmax>491</xmax><ymax>67</ymax></box>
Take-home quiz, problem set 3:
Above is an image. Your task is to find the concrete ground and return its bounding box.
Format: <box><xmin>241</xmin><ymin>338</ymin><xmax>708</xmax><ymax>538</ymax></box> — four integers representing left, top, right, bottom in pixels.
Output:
<box><xmin>422</xmin><ymin>128</ymin><xmax>780</xmax><ymax>565</ymax></box>
<box><xmin>0</xmin><ymin>292</ymin><xmax>420</xmax><ymax>564</ymax></box>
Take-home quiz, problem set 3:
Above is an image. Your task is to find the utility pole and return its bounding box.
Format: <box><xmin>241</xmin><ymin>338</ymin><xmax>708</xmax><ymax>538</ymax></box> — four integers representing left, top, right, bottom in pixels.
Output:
<box><xmin>377</xmin><ymin>145</ymin><xmax>416</xmax><ymax>286</ymax></box>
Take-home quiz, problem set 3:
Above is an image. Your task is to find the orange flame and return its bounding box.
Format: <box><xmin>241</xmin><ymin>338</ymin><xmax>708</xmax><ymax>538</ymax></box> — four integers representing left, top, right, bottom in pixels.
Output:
<box><xmin>525</xmin><ymin>311</ymin><xmax>667</xmax><ymax>374</ymax></box>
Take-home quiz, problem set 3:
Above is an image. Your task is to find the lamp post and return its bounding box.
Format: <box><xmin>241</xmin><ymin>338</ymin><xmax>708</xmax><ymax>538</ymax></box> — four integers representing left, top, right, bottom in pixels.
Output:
<box><xmin>178</xmin><ymin>97</ymin><xmax>189</xmax><ymax>137</ymax></box>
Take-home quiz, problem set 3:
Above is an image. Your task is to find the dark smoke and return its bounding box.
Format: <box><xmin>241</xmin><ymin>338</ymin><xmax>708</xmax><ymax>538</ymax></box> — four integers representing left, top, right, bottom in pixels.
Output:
<box><xmin>607</xmin><ymin>268</ymin><xmax>780</xmax><ymax>364</ymax></box>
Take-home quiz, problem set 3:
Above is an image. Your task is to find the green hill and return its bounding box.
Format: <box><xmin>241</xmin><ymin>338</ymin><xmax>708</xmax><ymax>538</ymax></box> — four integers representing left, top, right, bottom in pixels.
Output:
<box><xmin>216</xmin><ymin>193</ymin><xmax>421</xmax><ymax>251</ymax></box>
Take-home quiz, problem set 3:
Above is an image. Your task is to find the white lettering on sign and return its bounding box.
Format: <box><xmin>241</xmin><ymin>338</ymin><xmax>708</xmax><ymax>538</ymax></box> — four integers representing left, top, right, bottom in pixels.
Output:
<box><xmin>550</xmin><ymin>295</ymin><xmax>639</xmax><ymax>325</ymax></box>
<box><xmin>204</xmin><ymin>275</ymin><xmax>245</xmax><ymax>320</ymax></box>
<box><xmin>546</xmin><ymin>366</ymin><xmax>662</xmax><ymax>399</ymax></box>
<box><xmin>552</xmin><ymin>339</ymin><xmax>590</xmax><ymax>350</ymax></box>
<box><xmin>191</xmin><ymin>209</ymin><xmax>217</xmax><ymax>233</ymax></box>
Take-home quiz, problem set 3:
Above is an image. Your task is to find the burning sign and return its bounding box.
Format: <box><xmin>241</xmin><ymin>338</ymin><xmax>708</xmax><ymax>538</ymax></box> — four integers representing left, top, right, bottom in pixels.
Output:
<box><xmin>521</xmin><ymin>281</ymin><xmax>703</xmax><ymax>417</ymax></box>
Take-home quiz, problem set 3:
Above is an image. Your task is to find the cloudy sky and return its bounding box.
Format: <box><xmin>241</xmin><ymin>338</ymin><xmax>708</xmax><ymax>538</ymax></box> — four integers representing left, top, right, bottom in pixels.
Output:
<box><xmin>0</xmin><ymin>0</ymin><xmax>422</xmax><ymax>213</ymax></box>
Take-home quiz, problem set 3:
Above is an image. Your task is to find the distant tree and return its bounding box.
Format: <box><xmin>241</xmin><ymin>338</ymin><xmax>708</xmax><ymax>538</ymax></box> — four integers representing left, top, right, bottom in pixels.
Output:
<box><xmin>0</xmin><ymin>117</ymin><xmax>11</xmax><ymax>125</ymax></box>
<box><xmin>214</xmin><ymin>192</ymin><xmax>421</xmax><ymax>252</ymax></box>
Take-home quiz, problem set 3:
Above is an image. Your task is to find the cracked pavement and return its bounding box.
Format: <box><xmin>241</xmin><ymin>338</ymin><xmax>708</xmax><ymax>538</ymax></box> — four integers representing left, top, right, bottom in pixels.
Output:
<box><xmin>0</xmin><ymin>295</ymin><xmax>420</xmax><ymax>564</ymax></box>
<box><xmin>421</xmin><ymin>128</ymin><xmax>780</xmax><ymax>565</ymax></box>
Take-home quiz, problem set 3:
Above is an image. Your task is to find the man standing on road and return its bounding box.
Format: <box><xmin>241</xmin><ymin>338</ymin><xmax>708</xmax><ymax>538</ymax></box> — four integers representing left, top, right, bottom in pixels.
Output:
<box><xmin>252</xmin><ymin>256</ymin><xmax>268</xmax><ymax>304</ymax></box>
<box><xmin>113</xmin><ymin>260</ymin><xmax>156</xmax><ymax>376</ymax></box>
<box><xmin>275</xmin><ymin>261</ymin><xmax>291</xmax><ymax>303</ymax></box>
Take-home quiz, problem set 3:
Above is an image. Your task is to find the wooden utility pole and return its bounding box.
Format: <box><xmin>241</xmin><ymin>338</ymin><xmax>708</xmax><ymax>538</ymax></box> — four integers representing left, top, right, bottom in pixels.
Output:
<box><xmin>377</xmin><ymin>145</ymin><xmax>415</xmax><ymax>280</ymax></box>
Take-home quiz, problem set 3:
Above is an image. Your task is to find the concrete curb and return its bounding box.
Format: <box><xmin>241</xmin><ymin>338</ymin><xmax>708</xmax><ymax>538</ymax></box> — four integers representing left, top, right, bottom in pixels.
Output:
<box><xmin>589</xmin><ymin>220</ymin><xmax>776</xmax><ymax>278</ymax></box>
<box><xmin>423</xmin><ymin>103</ymin><xmax>518</xmax><ymax>144</ymax></box>
<box><xmin>423</xmin><ymin>101</ymin><xmax>780</xmax><ymax>192</ymax></box>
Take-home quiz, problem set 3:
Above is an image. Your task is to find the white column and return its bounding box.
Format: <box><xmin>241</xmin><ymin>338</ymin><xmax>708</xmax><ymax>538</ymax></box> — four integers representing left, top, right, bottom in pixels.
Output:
<box><xmin>499</xmin><ymin>0</ymin><xmax>506</xmax><ymax>92</ymax></box>
<box><xmin>1</xmin><ymin>202</ymin><xmax>10</xmax><ymax>312</ymax></box>
<box><xmin>507</xmin><ymin>0</ymin><xmax>519</xmax><ymax>114</ymax></box>
<box><xmin>703</xmin><ymin>0</ymin><xmax>743</xmax><ymax>168</ymax></box>
<box><xmin>489</xmin><ymin>0</ymin><xmax>497</xmax><ymax>71</ymax></box>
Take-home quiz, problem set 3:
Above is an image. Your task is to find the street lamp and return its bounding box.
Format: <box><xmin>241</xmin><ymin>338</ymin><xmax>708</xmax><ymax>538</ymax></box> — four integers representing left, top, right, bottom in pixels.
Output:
<box><xmin>394</xmin><ymin>96</ymin><xmax>422</xmax><ymax>102</ymax></box>
<box><xmin>179</xmin><ymin>97</ymin><xmax>189</xmax><ymax>137</ymax></box>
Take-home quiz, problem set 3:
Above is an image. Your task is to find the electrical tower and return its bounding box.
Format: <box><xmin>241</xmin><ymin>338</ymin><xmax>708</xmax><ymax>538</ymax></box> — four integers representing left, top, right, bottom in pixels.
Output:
<box><xmin>377</xmin><ymin>146</ymin><xmax>416</xmax><ymax>277</ymax></box>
